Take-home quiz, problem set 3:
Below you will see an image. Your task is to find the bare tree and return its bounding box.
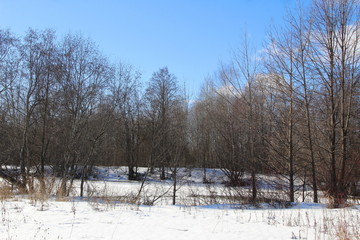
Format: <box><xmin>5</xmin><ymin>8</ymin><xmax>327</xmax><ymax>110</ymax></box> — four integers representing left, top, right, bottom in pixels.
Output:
<box><xmin>212</xmin><ymin>32</ymin><xmax>263</xmax><ymax>201</ymax></box>
<box><xmin>110</xmin><ymin>63</ymin><xmax>144</xmax><ymax>180</ymax></box>
<box><xmin>266</xmin><ymin>9</ymin><xmax>311</xmax><ymax>202</ymax></box>
<box><xmin>170</xmin><ymin>95</ymin><xmax>188</xmax><ymax>205</ymax></box>
<box><xmin>191</xmin><ymin>80</ymin><xmax>217</xmax><ymax>182</ymax></box>
<box><xmin>0</xmin><ymin>29</ymin><xmax>23</xmax><ymax>190</ymax></box>
<box><xmin>287</xmin><ymin>2</ymin><xmax>319</xmax><ymax>202</ymax></box>
<box><xmin>145</xmin><ymin>67</ymin><xmax>181</xmax><ymax>180</ymax></box>
<box><xmin>309</xmin><ymin>0</ymin><xmax>359</xmax><ymax>206</ymax></box>
<box><xmin>9</xmin><ymin>29</ymin><xmax>58</xmax><ymax>192</ymax></box>
<box><xmin>55</xmin><ymin>33</ymin><xmax>111</xmax><ymax>197</ymax></box>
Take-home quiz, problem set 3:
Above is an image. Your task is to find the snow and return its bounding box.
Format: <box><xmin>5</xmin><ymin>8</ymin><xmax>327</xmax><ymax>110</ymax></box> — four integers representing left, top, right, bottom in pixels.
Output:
<box><xmin>1</xmin><ymin>167</ymin><xmax>359</xmax><ymax>240</ymax></box>
<box><xmin>2</xmin><ymin>198</ymin><xmax>359</xmax><ymax>240</ymax></box>
<box><xmin>0</xmin><ymin>200</ymin><xmax>301</xmax><ymax>239</ymax></box>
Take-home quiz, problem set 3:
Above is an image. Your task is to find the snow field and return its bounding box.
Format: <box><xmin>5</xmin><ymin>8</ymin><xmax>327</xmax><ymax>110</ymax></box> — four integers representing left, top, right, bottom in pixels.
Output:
<box><xmin>1</xmin><ymin>198</ymin><xmax>359</xmax><ymax>240</ymax></box>
<box><xmin>1</xmin><ymin>167</ymin><xmax>359</xmax><ymax>240</ymax></box>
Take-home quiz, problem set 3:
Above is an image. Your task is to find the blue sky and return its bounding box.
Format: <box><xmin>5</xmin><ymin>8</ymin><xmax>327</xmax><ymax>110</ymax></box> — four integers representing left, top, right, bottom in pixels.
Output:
<box><xmin>0</xmin><ymin>0</ymin><xmax>304</xmax><ymax>97</ymax></box>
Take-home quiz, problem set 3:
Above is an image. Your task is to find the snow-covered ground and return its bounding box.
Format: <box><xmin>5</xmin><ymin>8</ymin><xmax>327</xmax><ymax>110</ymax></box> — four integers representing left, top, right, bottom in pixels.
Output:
<box><xmin>1</xmin><ymin>199</ymin><xmax>359</xmax><ymax>240</ymax></box>
<box><xmin>0</xmin><ymin>167</ymin><xmax>359</xmax><ymax>240</ymax></box>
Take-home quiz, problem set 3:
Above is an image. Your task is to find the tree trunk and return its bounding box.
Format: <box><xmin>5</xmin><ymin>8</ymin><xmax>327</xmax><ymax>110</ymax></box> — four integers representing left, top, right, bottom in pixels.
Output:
<box><xmin>251</xmin><ymin>170</ymin><xmax>257</xmax><ymax>202</ymax></box>
<box><xmin>172</xmin><ymin>168</ymin><xmax>177</xmax><ymax>205</ymax></box>
<box><xmin>80</xmin><ymin>166</ymin><xmax>87</xmax><ymax>197</ymax></box>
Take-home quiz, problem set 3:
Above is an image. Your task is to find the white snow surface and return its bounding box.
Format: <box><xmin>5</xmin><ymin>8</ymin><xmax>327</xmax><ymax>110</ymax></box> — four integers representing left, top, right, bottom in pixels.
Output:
<box><xmin>0</xmin><ymin>167</ymin><xmax>359</xmax><ymax>240</ymax></box>
<box><xmin>2</xmin><ymin>199</ymin><xmax>359</xmax><ymax>240</ymax></box>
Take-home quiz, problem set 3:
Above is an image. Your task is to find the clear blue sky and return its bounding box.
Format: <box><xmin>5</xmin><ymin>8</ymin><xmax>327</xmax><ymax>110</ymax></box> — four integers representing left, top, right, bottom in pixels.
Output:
<box><xmin>0</xmin><ymin>0</ymin><xmax>305</xmax><ymax>97</ymax></box>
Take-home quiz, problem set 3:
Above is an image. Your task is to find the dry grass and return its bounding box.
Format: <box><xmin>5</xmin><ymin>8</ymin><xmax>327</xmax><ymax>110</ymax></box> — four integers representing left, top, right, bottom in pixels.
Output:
<box><xmin>335</xmin><ymin>222</ymin><xmax>352</xmax><ymax>240</ymax></box>
<box><xmin>333</xmin><ymin>211</ymin><xmax>360</xmax><ymax>240</ymax></box>
<box><xmin>310</xmin><ymin>208</ymin><xmax>360</xmax><ymax>240</ymax></box>
<box><xmin>0</xmin><ymin>184</ymin><xmax>14</xmax><ymax>201</ymax></box>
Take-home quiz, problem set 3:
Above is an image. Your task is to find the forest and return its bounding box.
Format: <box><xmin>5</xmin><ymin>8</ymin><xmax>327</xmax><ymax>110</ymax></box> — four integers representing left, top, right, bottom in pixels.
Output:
<box><xmin>0</xmin><ymin>0</ymin><xmax>359</xmax><ymax>208</ymax></box>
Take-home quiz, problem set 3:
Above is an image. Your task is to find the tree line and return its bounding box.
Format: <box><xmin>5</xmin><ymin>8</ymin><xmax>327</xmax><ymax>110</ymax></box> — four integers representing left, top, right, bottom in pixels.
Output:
<box><xmin>0</xmin><ymin>0</ymin><xmax>359</xmax><ymax>206</ymax></box>
<box><xmin>191</xmin><ymin>0</ymin><xmax>359</xmax><ymax>206</ymax></box>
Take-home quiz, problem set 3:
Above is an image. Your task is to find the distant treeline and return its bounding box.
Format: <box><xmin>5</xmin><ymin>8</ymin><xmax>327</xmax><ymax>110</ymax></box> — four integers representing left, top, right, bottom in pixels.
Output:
<box><xmin>0</xmin><ymin>0</ymin><xmax>359</xmax><ymax>207</ymax></box>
